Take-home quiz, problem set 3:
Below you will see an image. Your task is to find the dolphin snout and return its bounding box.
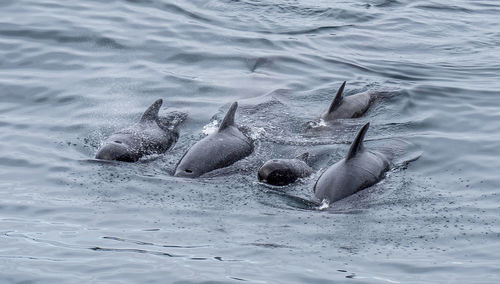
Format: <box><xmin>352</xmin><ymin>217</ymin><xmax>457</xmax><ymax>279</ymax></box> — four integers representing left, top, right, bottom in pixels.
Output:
<box><xmin>258</xmin><ymin>163</ymin><xmax>295</xmax><ymax>186</ymax></box>
<box><xmin>174</xmin><ymin>167</ymin><xmax>199</xmax><ymax>178</ymax></box>
<box><xmin>257</xmin><ymin>167</ymin><xmax>271</xmax><ymax>182</ymax></box>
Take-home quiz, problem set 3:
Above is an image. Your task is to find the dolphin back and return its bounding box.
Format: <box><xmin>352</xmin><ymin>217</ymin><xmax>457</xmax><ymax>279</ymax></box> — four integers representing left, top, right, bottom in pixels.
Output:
<box><xmin>174</xmin><ymin>128</ymin><xmax>253</xmax><ymax>177</ymax></box>
<box><xmin>313</xmin><ymin>122</ymin><xmax>390</xmax><ymax>203</ymax></box>
<box><xmin>174</xmin><ymin>101</ymin><xmax>253</xmax><ymax>178</ymax></box>
<box><xmin>321</xmin><ymin>82</ymin><xmax>372</xmax><ymax>120</ymax></box>
<box><xmin>96</xmin><ymin>99</ymin><xmax>184</xmax><ymax>162</ymax></box>
<box><xmin>157</xmin><ymin>111</ymin><xmax>188</xmax><ymax>131</ymax></box>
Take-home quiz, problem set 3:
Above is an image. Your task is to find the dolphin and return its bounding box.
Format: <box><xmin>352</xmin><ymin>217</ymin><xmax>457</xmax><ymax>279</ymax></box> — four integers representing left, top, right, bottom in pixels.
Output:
<box><xmin>321</xmin><ymin>81</ymin><xmax>372</xmax><ymax>120</ymax></box>
<box><xmin>174</xmin><ymin>102</ymin><xmax>254</xmax><ymax>178</ymax></box>
<box><xmin>258</xmin><ymin>153</ymin><xmax>314</xmax><ymax>186</ymax></box>
<box><xmin>95</xmin><ymin>99</ymin><xmax>186</xmax><ymax>162</ymax></box>
<box><xmin>313</xmin><ymin>122</ymin><xmax>391</xmax><ymax>203</ymax></box>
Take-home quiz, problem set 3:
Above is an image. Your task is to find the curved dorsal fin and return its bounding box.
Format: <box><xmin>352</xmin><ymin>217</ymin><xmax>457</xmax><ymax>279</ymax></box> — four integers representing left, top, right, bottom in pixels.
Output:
<box><xmin>327</xmin><ymin>81</ymin><xmax>346</xmax><ymax>114</ymax></box>
<box><xmin>219</xmin><ymin>102</ymin><xmax>238</xmax><ymax>131</ymax></box>
<box><xmin>295</xmin><ymin>152</ymin><xmax>309</xmax><ymax>162</ymax></box>
<box><xmin>346</xmin><ymin>122</ymin><xmax>370</xmax><ymax>160</ymax></box>
<box><xmin>140</xmin><ymin>99</ymin><xmax>163</xmax><ymax>123</ymax></box>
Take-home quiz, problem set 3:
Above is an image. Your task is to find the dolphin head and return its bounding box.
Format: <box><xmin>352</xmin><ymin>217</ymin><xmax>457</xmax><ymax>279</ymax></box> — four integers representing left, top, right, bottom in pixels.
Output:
<box><xmin>173</xmin><ymin>147</ymin><xmax>209</xmax><ymax>178</ymax></box>
<box><xmin>258</xmin><ymin>159</ymin><xmax>297</xmax><ymax>186</ymax></box>
<box><xmin>173</xmin><ymin>158</ymin><xmax>204</xmax><ymax>178</ymax></box>
<box><xmin>95</xmin><ymin>141</ymin><xmax>138</xmax><ymax>162</ymax></box>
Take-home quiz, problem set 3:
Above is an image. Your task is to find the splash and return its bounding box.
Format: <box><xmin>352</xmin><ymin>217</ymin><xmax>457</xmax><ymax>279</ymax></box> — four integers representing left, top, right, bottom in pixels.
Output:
<box><xmin>317</xmin><ymin>199</ymin><xmax>330</xmax><ymax>210</ymax></box>
<box><xmin>202</xmin><ymin>120</ymin><xmax>219</xmax><ymax>135</ymax></box>
<box><xmin>306</xmin><ymin>119</ymin><xmax>328</xmax><ymax>129</ymax></box>
<box><xmin>250</xmin><ymin>127</ymin><xmax>266</xmax><ymax>140</ymax></box>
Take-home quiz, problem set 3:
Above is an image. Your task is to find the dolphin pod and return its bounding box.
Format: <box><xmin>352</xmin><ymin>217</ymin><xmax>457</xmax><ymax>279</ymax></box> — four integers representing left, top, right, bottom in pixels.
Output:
<box><xmin>174</xmin><ymin>102</ymin><xmax>254</xmax><ymax>178</ymax></box>
<box><xmin>96</xmin><ymin>99</ymin><xmax>185</xmax><ymax>162</ymax></box>
<box><xmin>95</xmin><ymin>81</ymin><xmax>408</xmax><ymax>206</ymax></box>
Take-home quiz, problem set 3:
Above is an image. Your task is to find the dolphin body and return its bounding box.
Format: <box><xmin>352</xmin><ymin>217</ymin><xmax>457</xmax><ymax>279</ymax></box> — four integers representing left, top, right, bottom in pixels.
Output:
<box><xmin>95</xmin><ymin>99</ymin><xmax>185</xmax><ymax>162</ymax></box>
<box><xmin>313</xmin><ymin>122</ymin><xmax>390</xmax><ymax>203</ymax></box>
<box><xmin>174</xmin><ymin>102</ymin><xmax>254</xmax><ymax>178</ymax></box>
<box><xmin>258</xmin><ymin>153</ymin><xmax>314</xmax><ymax>186</ymax></box>
<box><xmin>321</xmin><ymin>81</ymin><xmax>372</xmax><ymax>120</ymax></box>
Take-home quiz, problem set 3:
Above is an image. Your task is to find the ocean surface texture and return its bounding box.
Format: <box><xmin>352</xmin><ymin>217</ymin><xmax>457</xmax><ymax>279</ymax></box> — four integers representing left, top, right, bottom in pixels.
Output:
<box><xmin>1</xmin><ymin>0</ymin><xmax>499</xmax><ymax>283</ymax></box>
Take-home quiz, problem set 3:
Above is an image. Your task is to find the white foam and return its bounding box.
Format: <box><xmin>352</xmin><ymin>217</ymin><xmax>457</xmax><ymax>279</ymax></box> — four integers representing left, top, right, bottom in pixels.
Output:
<box><xmin>317</xmin><ymin>199</ymin><xmax>330</xmax><ymax>210</ymax></box>
<box><xmin>202</xmin><ymin>120</ymin><xmax>219</xmax><ymax>135</ymax></box>
<box><xmin>250</xmin><ymin>127</ymin><xmax>266</xmax><ymax>140</ymax></box>
<box><xmin>308</xmin><ymin>119</ymin><xmax>328</xmax><ymax>129</ymax></box>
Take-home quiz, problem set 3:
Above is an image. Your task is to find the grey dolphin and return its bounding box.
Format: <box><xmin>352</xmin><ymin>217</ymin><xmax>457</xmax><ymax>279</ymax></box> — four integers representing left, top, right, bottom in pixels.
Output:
<box><xmin>258</xmin><ymin>153</ymin><xmax>314</xmax><ymax>186</ymax></box>
<box><xmin>321</xmin><ymin>81</ymin><xmax>372</xmax><ymax>120</ymax></box>
<box><xmin>313</xmin><ymin>122</ymin><xmax>390</xmax><ymax>203</ymax></box>
<box><xmin>174</xmin><ymin>102</ymin><xmax>254</xmax><ymax>178</ymax></box>
<box><xmin>96</xmin><ymin>99</ymin><xmax>185</xmax><ymax>162</ymax></box>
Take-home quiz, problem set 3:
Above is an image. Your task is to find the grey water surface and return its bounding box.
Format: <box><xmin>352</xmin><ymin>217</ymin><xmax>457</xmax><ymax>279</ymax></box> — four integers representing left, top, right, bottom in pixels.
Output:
<box><xmin>1</xmin><ymin>0</ymin><xmax>499</xmax><ymax>283</ymax></box>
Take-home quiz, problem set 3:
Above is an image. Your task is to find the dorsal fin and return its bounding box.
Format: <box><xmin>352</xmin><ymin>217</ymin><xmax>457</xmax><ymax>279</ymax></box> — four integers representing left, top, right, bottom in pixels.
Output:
<box><xmin>346</xmin><ymin>122</ymin><xmax>370</xmax><ymax>160</ymax></box>
<box><xmin>327</xmin><ymin>81</ymin><xmax>346</xmax><ymax>114</ymax></box>
<box><xmin>140</xmin><ymin>99</ymin><xmax>163</xmax><ymax>123</ymax></box>
<box><xmin>219</xmin><ymin>102</ymin><xmax>238</xmax><ymax>131</ymax></box>
<box><xmin>295</xmin><ymin>152</ymin><xmax>309</xmax><ymax>162</ymax></box>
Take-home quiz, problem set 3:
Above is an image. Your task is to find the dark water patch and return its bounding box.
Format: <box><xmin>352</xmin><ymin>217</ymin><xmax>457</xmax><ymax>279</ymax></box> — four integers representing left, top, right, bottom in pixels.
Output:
<box><xmin>0</xmin><ymin>28</ymin><xmax>127</xmax><ymax>49</ymax></box>
<box><xmin>257</xmin><ymin>24</ymin><xmax>354</xmax><ymax>36</ymax></box>
<box><xmin>230</xmin><ymin>36</ymin><xmax>283</xmax><ymax>51</ymax></box>
<box><xmin>371</xmin><ymin>0</ymin><xmax>403</xmax><ymax>8</ymax></box>
<box><xmin>256</xmin><ymin>187</ymin><xmax>320</xmax><ymax>211</ymax></box>
<box><xmin>102</xmin><ymin>236</ymin><xmax>208</xmax><ymax>248</ymax></box>
<box><xmin>160</xmin><ymin>2</ymin><xmax>214</xmax><ymax>23</ymax></box>
<box><xmin>413</xmin><ymin>3</ymin><xmax>473</xmax><ymax>13</ymax></box>
<box><xmin>0</xmin><ymin>0</ymin><xmax>15</xmax><ymax>7</ymax></box>
<box><xmin>246</xmin><ymin>242</ymin><xmax>294</xmax><ymax>249</ymax></box>
<box><xmin>90</xmin><ymin>246</ymin><xmax>178</xmax><ymax>257</ymax></box>
<box><xmin>120</xmin><ymin>0</ymin><xmax>216</xmax><ymax>25</ymax></box>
